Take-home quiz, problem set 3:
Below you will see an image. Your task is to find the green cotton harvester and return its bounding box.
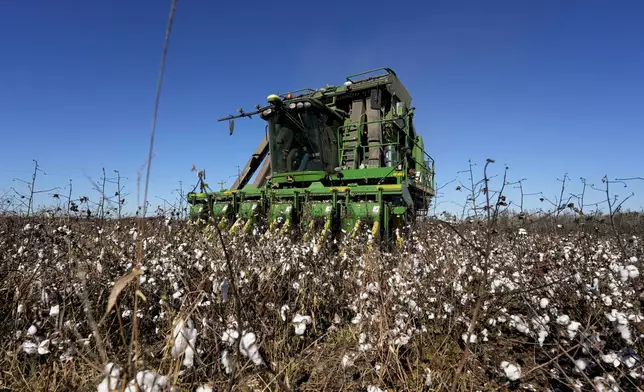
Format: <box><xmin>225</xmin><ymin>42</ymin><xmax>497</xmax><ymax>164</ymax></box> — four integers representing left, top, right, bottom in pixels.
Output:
<box><xmin>187</xmin><ymin>68</ymin><xmax>435</xmax><ymax>247</ymax></box>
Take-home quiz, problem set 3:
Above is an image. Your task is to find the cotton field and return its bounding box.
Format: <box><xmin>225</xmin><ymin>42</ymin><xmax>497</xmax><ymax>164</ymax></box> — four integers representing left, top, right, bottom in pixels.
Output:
<box><xmin>0</xmin><ymin>215</ymin><xmax>642</xmax><ymax>391</ymax></box>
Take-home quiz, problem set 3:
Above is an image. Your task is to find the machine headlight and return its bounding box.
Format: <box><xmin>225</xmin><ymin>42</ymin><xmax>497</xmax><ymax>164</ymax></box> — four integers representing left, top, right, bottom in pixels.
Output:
<box><xmin>262</xmin><ymin>108</ymin><xmax>272</xmax><ymax>116</ymax></box>
<box><xmin>296</xmin><ymin>102</ymin><xmax>304</xmax><ymax>109</ymax></box>
<box><xmin>304</xmin><ymin>101</ymin><xmax>312</xmax><ymax>108</ymax></box>
<box><xmin>288</xmin><ymin>102</ymin><xmax>297</xmax><ymax>109</ymax></box>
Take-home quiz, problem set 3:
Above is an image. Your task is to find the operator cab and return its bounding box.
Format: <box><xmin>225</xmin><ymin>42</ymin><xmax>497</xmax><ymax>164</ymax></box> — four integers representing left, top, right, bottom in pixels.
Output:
<box><xmin>260</xmin><ymin>98</ymin><xmax>340</xmax><ymax>175</ymax></box>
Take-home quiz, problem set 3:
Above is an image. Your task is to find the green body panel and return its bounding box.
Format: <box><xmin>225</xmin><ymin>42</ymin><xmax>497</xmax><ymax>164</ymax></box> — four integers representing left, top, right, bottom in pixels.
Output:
<box><xmin>269</xmin><ymin>202</ymin><xmax>293</xmax><ymax>222</ymax></box>
<box><xmin>304</xmin><ymin>202</ymin><xmax>333</xmax><ymax>217</ymax></box>
<box><xmin>238</xmin><ymin>201</ymin><xmax>260</xmax><ymax>219</ymax></box>
<box><xmin>270</xmin><ymin>167</ymin><xmax>400</xmax><ymax>184</ymax></box>
<box><xmin>342</xmin><ymin>201</ymin><xmax>380</xmax><ymax>233</ymax></box>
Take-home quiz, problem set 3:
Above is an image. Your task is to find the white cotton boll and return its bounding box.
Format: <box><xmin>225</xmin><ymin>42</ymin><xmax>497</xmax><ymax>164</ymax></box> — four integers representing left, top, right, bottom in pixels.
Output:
<box><xmin>601</xmin><ymin>352</ymin><xmax>619</xmax><ymax>365</ymax></box>
<box><xmin>293</xmin><ymin>322</ymin><xmax>306</xmax><ymax>335</ymax></box>
<box><xmin>22</xmin><ymin>341</ymin><xmax>38</xmax><ymax>355</ymax></box>
<box><xmin>17</xmin><ymin>303</ymin><xmax>25</xmax><ymax>314</ymax></box>
<box><xmin>239</xmin><ymin>331</ymin><xmax>263</xmax><ymax>365</ymax></box>
<box><xmin>358</xmin><ymin>332</ymin><xmax>373</xmax><ymax>352</ymax></box>
<box><xmin>461</xmin><ymin>333</ymin><xmax>477</xmax><ymax>343</ymax></box>
<box><xmin>567</xmin><ymin>321</ymin><xmax>581</xmax><ymax>339</ymax></box>
<box><xmin>49</xmin><ymin>305</ymin><xmax>60</xmax><ymax>317</ymax></box>
<box><xmin>367</xmin><ymin>386</ymin><xmax>385</xmax><ymax>392</ymax></box>
<box><xmin>292</xmin><ymin>314</ymin><xmax>312</xmax><ymax>335</ymax></box>
<box><xmin>222</xmin><ymin>328</ymin><xmax>239</xmax><ymax>345</ymax></box>
<box><xmin>341</xmin><ymin>353</ymin><xmax>355</xmax><ymax>368</ymax></box>
<box><xmin>126</xmin><ymin>370</ymin><xmax>167</xmax><ymax>392</ymax></box>
<box><xmin>608</xmin><ymin>309</ymin><xmax>629</xmax><ymax>325</ymax></box>
<box><xmin>628</xmin><ymin>313</ymin><xmax>644</xmax><ymax>323</ymax></box>
<box><xmin>38</xmin><ymin>339</ymin><xmax>50</xmax><ymax>355</ymax></box>
<box><xmin>556</xmin><ymin>315</ymin><xmax>570</xmax><ymax>325</ymax></box>
<box><xmin>623</xmin><ymin>356</ymin><xmax>637</xmax><ymax>368</ymax></box>
<box><xmin>500</xmin><ymin>361</ymin><xmax>521</xmax><ymax>381</ymax></box>
<box><xmin>574</xmin><ymin>358</ymin><xmax>590</xmax><ymax>372</ymax></box>
<box><xmin>171</xmin><ymin>320</ymin><xmax>187</xmax><ymax>358</ymax></box>
<box><xmin>97</xmin><ymin>363</ymin><xmax>121</xmax><ymax>392</ymax></box>
<box><xmin>602</xmin><ymin>295</ymin><xmax>613</xmax><ymax>307</ymax></box>
<box><xmin>182</xmin><ymin>324</ymin><xmax>198</xmax><ymax>368</ymax></box>
<box><xmin>625</xmin><ymin>265</ymin><xmax>639</xmax><ymax>279</ymax></box>
<box><xmin>540</xmin><ymin>298</ymin><xmax>549</xmax><ymax>309</ymax></box>
<box><xmin>171</xmin><ymin>318</ymin><xmax>197</xmax><ymax>368</ymax></box>
<box><xmin>28</xmin><ymin>325</ymin><xmax>37</xmax><ymax>335</ymax></box>
<box><xmin>196</xmin><ymin>385</ymin><xmax>213</xmax><ymax>392</ymax></box>
<box><xmin>392</xmin><ymin>333</ymin><xmax>411</xmax><ymax>346</ymax></box>
<box><xmin>616</xmin><ymin>324</ymin><xmax>633</xmax><ymax>344</ymax></box>
<box><xmin>509</xmin><ymin>315</ymin><xmax>530</xmax><ymax>334</ymax></box>
<box><xmin>538</xmin><ymin>330</ymin><xmax>548</xmax><ymax>346</ymax></box>
<box><xmin>221</xmin><ymin>350</ymin><xmax>232</xmax><ymax>374</ymax></box>
<box><xmin>280</xmin><ymin>305</ymin><xmax>290</xmax><ymax>321</ymax></box>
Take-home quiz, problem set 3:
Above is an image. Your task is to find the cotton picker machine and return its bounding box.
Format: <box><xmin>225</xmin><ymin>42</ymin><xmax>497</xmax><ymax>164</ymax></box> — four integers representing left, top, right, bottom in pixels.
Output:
<box><xmin>187</xmin><ymin>68</ymin><xmax>435</xmax><ymax>247</ymax></box>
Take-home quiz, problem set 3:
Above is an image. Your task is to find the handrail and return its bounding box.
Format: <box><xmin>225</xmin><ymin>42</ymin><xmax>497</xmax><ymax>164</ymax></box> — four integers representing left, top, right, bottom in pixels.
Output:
<box><xmin>407</xmin><ymin>135</ymin><xmax>436</xmax><ymax>192</ymax></box>
<box><xmin>280</xmin><ymin>88</ymin><xmax>317</xmax><ymax>98</ymax></box>
<box><xmin>406</xmin><ymin>133</ymin><xmax>435</xmax><ymax>167</ymax></box>
<box><xmin>406</xmin><ymin>154</ymin><xmax>435</xmax><ymax>187</ymax></box>
<box><xmin>346</xmin><ymin>68</ymin><xmax>396</xmax><ymax>83</ymax></box>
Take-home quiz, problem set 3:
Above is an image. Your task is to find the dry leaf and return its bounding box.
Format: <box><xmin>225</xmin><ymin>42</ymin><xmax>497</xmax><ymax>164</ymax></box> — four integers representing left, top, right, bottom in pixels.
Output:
<box><xmin>105</xmin><ymin>268</ymin><xmax>142</xmax><ymax>316</ymax></box>
<box><xmin>135</xmin><ymin>289</ymin><xmax>147</xmax><ymax>302</ymax></box>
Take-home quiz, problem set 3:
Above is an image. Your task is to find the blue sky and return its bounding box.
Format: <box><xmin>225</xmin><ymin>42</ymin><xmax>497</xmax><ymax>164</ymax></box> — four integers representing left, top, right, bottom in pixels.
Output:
<box><xmin>1</xmin><ymin>0</ymin><xmax>643</xmax><ymax>216</ymax></box>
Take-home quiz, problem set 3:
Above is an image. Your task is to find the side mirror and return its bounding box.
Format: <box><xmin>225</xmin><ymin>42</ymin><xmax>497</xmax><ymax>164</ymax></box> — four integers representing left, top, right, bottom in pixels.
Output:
<box><xmin>229</xmin><ymin>119</ymin><xmax>235</xmax><ymax>135</ymax></box>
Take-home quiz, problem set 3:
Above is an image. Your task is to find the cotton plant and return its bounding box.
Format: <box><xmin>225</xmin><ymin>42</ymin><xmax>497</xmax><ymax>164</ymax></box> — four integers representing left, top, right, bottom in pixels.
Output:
<box><xmin>4</xmin><ymin>216</ymin><xmax>644</xmax><ymax>390</ymax></box>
